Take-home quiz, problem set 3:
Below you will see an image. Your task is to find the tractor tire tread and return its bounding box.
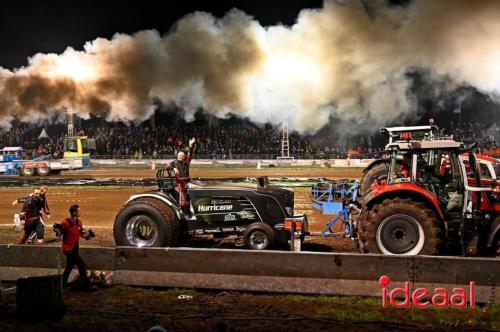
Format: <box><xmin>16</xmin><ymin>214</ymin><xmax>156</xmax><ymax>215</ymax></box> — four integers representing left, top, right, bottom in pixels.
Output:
<box><xmin>358</xmin><ymin>197</ymin><xmax>442</xmax><ymax>255</ymax></box>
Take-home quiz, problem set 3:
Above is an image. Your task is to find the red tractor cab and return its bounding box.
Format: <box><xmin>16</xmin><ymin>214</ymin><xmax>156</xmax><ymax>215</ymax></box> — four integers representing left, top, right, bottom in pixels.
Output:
<box><xmin>358</xmin><ymin>135</ymin><xmax>500</xmax><ymax>256</ymax></box>
<box><xmin>360</xmin><ymin>125</ymin><xmax>438</xmax><ymax>202</ymax></box>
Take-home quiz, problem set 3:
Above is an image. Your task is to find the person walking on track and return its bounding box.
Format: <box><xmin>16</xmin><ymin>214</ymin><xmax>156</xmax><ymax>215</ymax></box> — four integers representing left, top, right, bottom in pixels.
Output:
<box><xmin>53</xmin><ymin>204</ymin><xmax>96</xmax><ymax>291</ymax></box>
<box><xmin>13</xmin><ymin>188</ymin><xmax>45</xmax><ymax>244</ymax></box>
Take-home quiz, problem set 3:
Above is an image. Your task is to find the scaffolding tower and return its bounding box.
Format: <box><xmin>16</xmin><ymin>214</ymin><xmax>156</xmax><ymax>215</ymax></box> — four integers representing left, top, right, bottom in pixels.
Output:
<box><xmin>281</xmin><ymin>122</ymin><xmax>290</xmax><ymax>158</ymax></box>
<box><xmin>67</xmin><ymin>111</ymin><xmax>74</xmax><ymax>137</ymax></box>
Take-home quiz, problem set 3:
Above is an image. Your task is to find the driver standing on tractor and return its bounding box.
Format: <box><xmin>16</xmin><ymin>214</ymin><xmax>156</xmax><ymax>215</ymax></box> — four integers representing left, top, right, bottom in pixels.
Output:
<box><xmin>167</xmin><ymin>138</ymin><xmax>196</xmax><ymax>214</ymax></box>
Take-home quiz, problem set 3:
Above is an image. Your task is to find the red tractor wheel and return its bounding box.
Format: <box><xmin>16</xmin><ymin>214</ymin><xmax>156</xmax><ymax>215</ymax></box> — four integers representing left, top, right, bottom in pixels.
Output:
<box><xmin>359</xmin><ymin>197</ymin><xmax>442</xmax><ymax>255</ymax></box>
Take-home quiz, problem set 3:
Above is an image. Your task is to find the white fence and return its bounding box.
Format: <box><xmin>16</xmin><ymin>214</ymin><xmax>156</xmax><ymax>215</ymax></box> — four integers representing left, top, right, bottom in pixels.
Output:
<box><xmin>91</xmin><ymin>158</ymin><xmax>375</xmax><ymax>168</ymax></box>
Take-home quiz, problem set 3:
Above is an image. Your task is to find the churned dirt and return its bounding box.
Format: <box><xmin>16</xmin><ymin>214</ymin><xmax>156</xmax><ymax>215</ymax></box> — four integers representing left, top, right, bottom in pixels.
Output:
<box><xmin>0</xmin><ymin>165</ymin><xmax>361</xmax><ymax>250</ymax></box>
<box><xmin>0</xmin><ymin>184</ymin><xmax>357</xmax><ymax>253</ymax></box>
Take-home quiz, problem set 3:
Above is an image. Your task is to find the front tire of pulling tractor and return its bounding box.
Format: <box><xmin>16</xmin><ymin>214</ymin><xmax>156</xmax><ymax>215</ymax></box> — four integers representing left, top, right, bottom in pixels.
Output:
<box><xmin>113</xmin><ymin>197</ymin><xmax>180</xmax><ymax>247</ymax></box>
<box><xmin>358</xmin><ymin>198</ymin><xmax>442</xmax><ymax>255</ymax></box>
<box><xmin>243</xmin><ymin>222</ymin><xmax>275</xmax><ymax>250</ymax></box>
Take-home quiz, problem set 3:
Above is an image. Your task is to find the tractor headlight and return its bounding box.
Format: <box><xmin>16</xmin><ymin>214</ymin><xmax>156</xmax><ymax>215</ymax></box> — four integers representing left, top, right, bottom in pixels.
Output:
<box><xmin>285</xmin><ymin>207</ymin><xmax>293</xmax><ymax>216</ymax></box>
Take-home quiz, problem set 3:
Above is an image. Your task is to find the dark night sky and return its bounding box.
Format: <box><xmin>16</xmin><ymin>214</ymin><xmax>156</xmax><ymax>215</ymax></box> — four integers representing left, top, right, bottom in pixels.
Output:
<box><xmin>0</xmin><ymin>0</ymin><xmax>324</xmax><ymax>69</ymax></box>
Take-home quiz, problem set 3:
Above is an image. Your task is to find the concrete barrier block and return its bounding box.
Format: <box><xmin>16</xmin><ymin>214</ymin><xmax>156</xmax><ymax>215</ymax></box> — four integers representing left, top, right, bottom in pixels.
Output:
<box><xmin>0</xmin><ymin>244</ymin><xmax>61</xmax><ymax>269</ymax></box>
<box><xmin>2</xmin><ymin>244</ymin><xmax>497</xmax><ymax>302</ymax></box>
<box><xmin>79</xmin><ymin>246</ymin><xmax>116</xmax><ymax>271</ymax></box>
<box><xmin>412</xmin><ymin>255</ymin><xmax>500</xmax><ymax>303</ymax></box>
<box><xmin>113</xmin><ymin>248</ymin><xmax>412</xmax><ymax>295</ymax></box>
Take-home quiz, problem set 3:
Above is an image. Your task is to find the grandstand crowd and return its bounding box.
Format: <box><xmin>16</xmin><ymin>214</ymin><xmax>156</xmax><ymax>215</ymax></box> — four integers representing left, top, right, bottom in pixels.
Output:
<box><xmin>447</xmin><ymin>121</ymin><xmax>500</xmax><ymax>155</ymax></box>
<box><xmin>0</xmin><ymin>114</ymin><xmax>498</xmax><ymax>160</ymax></box>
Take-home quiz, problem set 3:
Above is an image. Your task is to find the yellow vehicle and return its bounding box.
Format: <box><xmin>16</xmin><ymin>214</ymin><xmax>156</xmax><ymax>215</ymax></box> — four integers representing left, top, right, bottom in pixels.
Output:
<box><xmin>64</xmin><ymin>136</ymin><xmax>96</xmax><ymax>168</ymax></box>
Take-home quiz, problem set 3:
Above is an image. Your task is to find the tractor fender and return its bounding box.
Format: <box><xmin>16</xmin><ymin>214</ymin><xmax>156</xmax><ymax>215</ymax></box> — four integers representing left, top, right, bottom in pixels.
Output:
<box><xmin>363</xmin><ymin>159</ymin><xmax>383</xmax><ymax>174</ymax></box>
<box><xmin>364</xmin><ymin>184</ymin><xmax>445</xmax><ymax>220</ymax></box>
<box><xmin>126</xmin><ymin>193</ymin><xmax>183</xmax><ymax>220</ymax></box>
<box><xmin>486</xmin><ymin>216</ymin><xmax>500</xmax><ymax>247</ymax></box>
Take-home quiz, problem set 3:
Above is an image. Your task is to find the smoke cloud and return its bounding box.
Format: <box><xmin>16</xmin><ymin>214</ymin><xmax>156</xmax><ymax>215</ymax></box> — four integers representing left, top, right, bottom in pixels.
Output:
<box><xmin>0</xmin><ymin>0</ymin><xmax>499</xmax><ymax>132</ymax></box>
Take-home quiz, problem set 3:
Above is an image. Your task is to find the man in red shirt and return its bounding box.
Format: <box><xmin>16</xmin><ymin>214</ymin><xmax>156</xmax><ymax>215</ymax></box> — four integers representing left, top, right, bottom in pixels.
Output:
<box><xmin>53</xmin><ymin>204</ymin><xmax>95</xmax><ymax>290</ymax></box>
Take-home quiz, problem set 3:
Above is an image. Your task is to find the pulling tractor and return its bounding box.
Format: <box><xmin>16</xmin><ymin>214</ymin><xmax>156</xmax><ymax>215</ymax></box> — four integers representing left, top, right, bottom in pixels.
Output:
<box><xmin>357</xmin><ymin>132</ymin><xmax>500</xmax><ymax>256</ymax></box>
<box><xmin>113</xmin><ymin>169</ymin><xmax>309</xmax><ymax>250</ymax></box>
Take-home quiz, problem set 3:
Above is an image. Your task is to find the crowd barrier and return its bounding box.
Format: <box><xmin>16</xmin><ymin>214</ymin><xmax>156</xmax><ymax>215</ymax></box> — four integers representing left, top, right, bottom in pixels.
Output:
<box><xmin>1</xmin><ymin>245</ymin><xmax>498</xmax><ymax>303</ymax></box>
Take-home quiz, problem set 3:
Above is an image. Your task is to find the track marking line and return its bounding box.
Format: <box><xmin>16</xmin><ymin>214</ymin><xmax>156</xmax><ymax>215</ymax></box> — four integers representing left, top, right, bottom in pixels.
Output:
<box><xmin>0</xmin><ymin>224</ymin><xmax>112</xmax><ymax>229</ymax></box>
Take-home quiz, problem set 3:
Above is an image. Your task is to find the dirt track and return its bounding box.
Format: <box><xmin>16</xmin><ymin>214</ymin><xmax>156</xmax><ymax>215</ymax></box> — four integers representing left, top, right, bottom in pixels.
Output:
<box><xmin>0</xmin><ymin>166</ymin><xmax>360</xmax><ymax>252</ymax></box>
<box><xmin>42</xmin><ymin>165</ymin><xmax>363</xmax><ymax>179</ymax></box>
<box><xmin>0</xmin><ymin>186</ymin><xmax>356</xmax><ymax>252</ymax></box>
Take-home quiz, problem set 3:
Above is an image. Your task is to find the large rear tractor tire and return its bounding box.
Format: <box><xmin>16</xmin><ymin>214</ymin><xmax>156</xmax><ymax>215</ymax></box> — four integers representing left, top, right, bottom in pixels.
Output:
<box><xmin>358</xmin><ymin>198</ymin><xmax>442</xmax><ymax>255</ymax></box>
<box><xmin>113</xmin><ymin>197</ymin><xmax>180</xmax><ymax>247</ymax></box>
<box><xmin>360</xmin><ymin>162</ymin><xmax>388</xmax><ymax>200</ymax></box>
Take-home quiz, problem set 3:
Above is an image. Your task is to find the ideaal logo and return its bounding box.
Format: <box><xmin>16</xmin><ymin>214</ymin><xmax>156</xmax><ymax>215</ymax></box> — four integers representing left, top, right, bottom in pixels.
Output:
<box><xmin>379</xmin><ymin>275</ymin><xmax>475</xmax><ymax>308</ymax></box>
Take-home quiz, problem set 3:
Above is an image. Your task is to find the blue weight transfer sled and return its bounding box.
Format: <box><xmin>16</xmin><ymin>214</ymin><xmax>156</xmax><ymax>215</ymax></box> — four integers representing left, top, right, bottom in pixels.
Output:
<box><xmin>310</xmin><ymin>179</ymin><xmax>360</xmax><ymax>237</ymax></box>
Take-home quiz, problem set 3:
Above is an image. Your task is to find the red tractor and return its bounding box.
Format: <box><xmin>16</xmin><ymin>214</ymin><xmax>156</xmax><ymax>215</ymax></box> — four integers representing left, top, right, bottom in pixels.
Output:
<box><xmin>357</xmin><ymin>133</ymin><xmax>500</xmax><ymax>256</ymax></box>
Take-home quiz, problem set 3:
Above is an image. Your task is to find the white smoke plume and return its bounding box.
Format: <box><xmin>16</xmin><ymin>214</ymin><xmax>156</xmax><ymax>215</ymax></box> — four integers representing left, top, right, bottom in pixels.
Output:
<box><xmin>0</xmin><ymin>0</ymin><xmax>499</xmax><ymax>132</ymax></box>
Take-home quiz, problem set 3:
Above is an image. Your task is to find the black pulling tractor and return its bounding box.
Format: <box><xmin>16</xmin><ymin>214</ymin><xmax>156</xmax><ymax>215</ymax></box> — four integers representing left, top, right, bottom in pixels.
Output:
<box><xmin>113</xmin><ymin>168</ymin><xmax>308</xmax><ymax>250</ymax></box>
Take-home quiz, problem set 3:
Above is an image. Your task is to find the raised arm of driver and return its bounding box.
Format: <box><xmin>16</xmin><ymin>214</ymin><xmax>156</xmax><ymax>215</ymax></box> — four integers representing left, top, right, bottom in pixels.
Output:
<box><xmin>187</xmin><ymin>138</ymin><xmax>195</xmax><ymax>165</ymax></box>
